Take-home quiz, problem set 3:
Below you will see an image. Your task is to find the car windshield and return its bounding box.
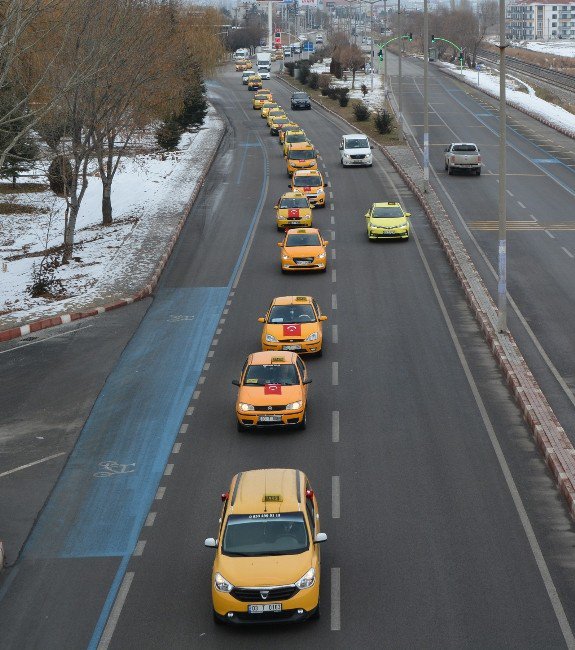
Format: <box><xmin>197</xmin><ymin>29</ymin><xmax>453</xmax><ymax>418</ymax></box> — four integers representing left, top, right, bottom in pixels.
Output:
<box><xmin>345</xmin><ymin>138</ymin><xmax>369</xmax><ymax>149</ymax></box>
<box><xmin>263</xmin><ymin>103</ymin><xmax>277</xmax><ymax>109</ymax></box>
<box><xmin>243</xmin><ymin>363</ymin><xmax>299</xmax><ymax>386</ymax></box>
<box><xmin>452</xmin><ymin>144</ymin><xmax>477</xmax><ymax>152</ymax></box>
<box><xmin>288</xmin><ymin>149</ymin><xmax>315</xmax><ymax>160</ymax></box>
<box><xmin>372</xmin><ymin>206</ymin><xmax>404</xmax><ymax>218</ymax></box>
<box><xmin>272</xmin><ymin>118</ymin><xmax>288</xmax><ymax>125</ymax></box>
<box><xmin>280</xmin><ymin>197</ymin><xmax>308</xmax><ymax>208</ymax></box>
<box><xmin>293</xmin><ymin>93</ymin><xmax>308</xmax><ymax>99</ymax></box>
<box><xmin>269</xmin><ymin>304</ymin><xmax>316</xmax><ymax>323</ymax></box>
<box><xmin>287</xmin><ymin>134</ymin><xmax>307</xmax><ymax>143</ymax></box>
<box><xmin>222</xmin><ymin>513</ymin><xmax>309</xmax><ymax>557</ymax></box>
<box><xmin>294</xmin><ymin>175</ymin><xmax>320</xmax><ymax>187</ymax></box>
<box><xmin>285</xmin><ymin>233</ymin><xmax>321</xmax><ymax>247</ymax></box>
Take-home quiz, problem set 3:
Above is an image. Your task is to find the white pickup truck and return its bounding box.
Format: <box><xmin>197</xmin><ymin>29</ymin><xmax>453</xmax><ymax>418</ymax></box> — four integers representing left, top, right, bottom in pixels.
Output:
<box><xmin>444</xmin><ymin>143</ymin><xmax>482</xmax><ymax>176</ymax></box>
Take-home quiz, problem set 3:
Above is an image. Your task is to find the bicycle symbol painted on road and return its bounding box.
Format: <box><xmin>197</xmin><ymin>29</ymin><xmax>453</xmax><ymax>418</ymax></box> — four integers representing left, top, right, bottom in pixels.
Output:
<box><xmin>94</xmin><ymin>461</ymin><xmax>136</xmax><ymax>477</ymax></box>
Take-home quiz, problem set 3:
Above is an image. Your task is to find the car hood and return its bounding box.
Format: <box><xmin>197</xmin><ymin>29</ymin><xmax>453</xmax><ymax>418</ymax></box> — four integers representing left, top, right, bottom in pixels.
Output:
<box><xmin>277</xmin><ymin>207</ymin><xmax>312</xmax><ymax>217</ymax></box>
<box><xmin>283</xmin><ymin>246</ymin><xmax>324</xmax><ymax>257</ymax></box>
<box><xmin>370</xmin><ymin>216</ymin><xmax>407</xmax><ymax>226</ymax></box>
<box><xmin>238</xmin><ymin>384</ymin><xmax>303</xmax><ymax>404</ymax></box>
<box><xmin>264</xmin><ymin>323</ymin><xmax>319</xmax><ymax>339</ymax></box>
<box><xmin>216</xmin><ymin>551</ymin><xmax>313</xmax><ymax>586</ymax></box>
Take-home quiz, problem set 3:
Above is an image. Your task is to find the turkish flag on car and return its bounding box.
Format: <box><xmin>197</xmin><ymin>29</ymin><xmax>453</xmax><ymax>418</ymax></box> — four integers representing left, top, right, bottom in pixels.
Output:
<box><xmin>283</xmin><ymin>324</ymin><xmax>301</xmax><ymax>336</ymax></box>
<box><xmin>288</xmin><ymin>208</ymin><xmax>300</xmax><ymax>219</ymax></box>
<box><xmin>303</xmin><ymin>186</ymin><xmax>311</xmax><ymax>192</ymax></box>
<box><xmin>264</xmin><ymin>383</ymin><xmax>282</xmax><ymax>395</ymax></box>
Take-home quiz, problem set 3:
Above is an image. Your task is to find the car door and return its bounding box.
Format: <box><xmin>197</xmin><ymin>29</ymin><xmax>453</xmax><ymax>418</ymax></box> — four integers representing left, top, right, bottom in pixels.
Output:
<box><xmin>296</xmin><ymin>356</ymin><xmax>308</xmax><ymax>401</ymax></box>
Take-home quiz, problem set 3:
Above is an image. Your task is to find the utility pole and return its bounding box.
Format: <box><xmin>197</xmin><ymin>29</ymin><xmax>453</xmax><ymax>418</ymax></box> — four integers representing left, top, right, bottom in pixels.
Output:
<box><xmin>498</xmin><ymin>0</ymin><xmax>508</xmax><ymax>332</ymax></box>
<box><xmin>397</xmin><ymin>0</ymin><xmax>403</xmax><ymax>138</ymax></box>
<box><xmin>268</xmin><ymin>1</ymin><xmax>273</xmax><ymax>51</ymax></box>
<box><xmin>423</xmin><ymin>0</ymin><xmax>429</xmax><ymax>192</ymax></box>
<box><xmin>383</xmin><ymin>0</ymin><xmax>388</xmax><ymax>94</ymax></box>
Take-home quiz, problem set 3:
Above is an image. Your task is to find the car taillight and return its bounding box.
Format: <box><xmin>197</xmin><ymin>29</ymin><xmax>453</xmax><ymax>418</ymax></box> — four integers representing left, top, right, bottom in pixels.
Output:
<box><xmin>450</xmin><ymin>155</ymin><xmax>455</xmax><ymax>163</ymax></box>
<box><xmin>477</xmin><ymin>154</ymin><xmax>481</xmax><ymax>163</ymax></box>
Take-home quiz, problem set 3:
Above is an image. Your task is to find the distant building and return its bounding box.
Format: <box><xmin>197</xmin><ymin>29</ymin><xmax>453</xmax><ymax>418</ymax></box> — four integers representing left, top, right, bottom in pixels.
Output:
<box><xmin>507</xmin><ymin>1</ymin><xmax>575</xmax><ymax>40</ymax></box>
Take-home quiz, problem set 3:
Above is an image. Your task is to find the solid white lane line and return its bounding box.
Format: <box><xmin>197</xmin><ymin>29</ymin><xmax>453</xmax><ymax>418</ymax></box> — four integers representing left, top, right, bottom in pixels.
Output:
<box><xmin>97</xmin><ymin>572</ymin><xmax>135</xmax><ymax>650</ymax></box>
<box><xmin>332</xmin><ymin>411</ymin><xmax>340</xmax><ymax>443</ymax></box>
<box><xmin>145</xmin><ymin>512</ymin><xmax>156</xmax><ymax>527</ymax></box>
<box><xmin>0</xmin><ymin>452</ymin><xmax>66</xmax><ymax>478</ymax></box>
<box><xmin>332</xmin><ymin>476</ymin><xmax>340</xmax><ymax>518</ymax></box>
<box><xmin>332</xmin><ymin>269</ymin><xmax>336</xmax><ymax>283</ymax></box>
<box><xmin>331</xmin><ymin>248</ymin><xmax>336</xmax><ymax>259</ymax></box>
<box><xmin>155</xmin><ymin>487</ymin><xmax>166</xmax><ymax>500</ymax></box>
<box><xmin>562</xmin><ymin>247</ymin><xmax>574</xmax><ymax>258</ymax></box>
<box><xmin>133</xmin><ymin>541</ymin><xmax>146</xmax><ymax>557</ymax></box>
<box><xmin>545</xmin><ymin>230</ymin><xmax>555</xmax><ymax>239</ymax></box>
<box><xmin>332</xmin><ymin>294</ymin><xmax>337</xmax><ymax>310</ymax></box>
<box><xmin>332</xmin><ymin>324</ymin><xmax>338</xmax><ymax>344</ymax></box>
<box><xmin>332</xmin><ymin>362</ymin><xmax>338</xmax><ymax>386</ymax></box>
<box><xmin>331</xmin><ymin>568</ymin><xmax>341</xmax><ymax>631</ymax></box>
<box><xmin>186</xmin><ymin>406</ymin><xmax>195</xmax><ymax>416</ymax></box>
<box><xmin>0</xmin><ymin>324</ymin><xmax>93</xmax><ymax>354</ymax></box>
<box><xmin>164</xmin><ymin>464</ymin><xmax>174</xmax><ymax>476</ymax></box>
<box><xmin>179</xmin><ymin>423</ymin><xmax>188</xmax><ymax>434</ymax></box>
<box><xmin>412</xmin><ymin>228</ymin><xmax>575</xmax><ymax>648</ymax></box>
<box><xmin>172</xmin><ymin>443</ymin><xmax>182</xmax><ymax>454</ymax></box>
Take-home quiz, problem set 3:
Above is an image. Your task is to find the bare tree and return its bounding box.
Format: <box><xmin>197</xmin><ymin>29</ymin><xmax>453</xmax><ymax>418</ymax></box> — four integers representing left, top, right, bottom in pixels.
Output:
<box><xmin>340</xmin><ymin>44</ymin><xmax>366</xmax><ymax>89</ymax></box>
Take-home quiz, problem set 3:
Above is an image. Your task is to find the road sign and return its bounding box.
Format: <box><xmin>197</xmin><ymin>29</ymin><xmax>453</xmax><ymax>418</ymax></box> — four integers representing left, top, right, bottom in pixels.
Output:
<box><xmin>302</xmin><ymin>40</ymin><xmax>314</xmax><ymax>52</ymax></box>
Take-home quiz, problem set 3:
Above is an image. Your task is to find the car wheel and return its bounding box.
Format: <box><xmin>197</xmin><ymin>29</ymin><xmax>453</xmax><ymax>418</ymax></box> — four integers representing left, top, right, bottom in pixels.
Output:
<box><xmin>476</xmin><ymin>168</ymin><xmax>481</xmax><ymax>176</ymax></box>
<box><xmin>236</xmin><ymin>420</ymin><xmax>246</xmax><ymax>432</ymax></box>
<box><xmin>320</xmin><ymin>266</ymin><xmax>327</xmax><ymax>273</ymax></box>
<box><xmin>447</xmin><ymin>165</ymin><xmax>453</xmax><ymax>175</ymax></box>
<box><xmin>281</xmin><ymin>269</ymin><xmax>287</xmax><ymax>274</ymax></box>
<box><xmin>300</xmin><ymin>411</ymin><xmax>307</xmax><ymax>430</ymax></box>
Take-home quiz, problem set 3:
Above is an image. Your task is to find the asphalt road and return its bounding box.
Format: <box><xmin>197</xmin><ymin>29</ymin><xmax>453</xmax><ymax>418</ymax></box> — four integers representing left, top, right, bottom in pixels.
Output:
<box><xmin>385</xmin><ymin>53</ymin><xmax>575</xmax><ymax>444</ymax></box>
<box><xmin>1</xmin><ymin>63</ymin><xmax>575</xmax><ymax>649</ymax></box>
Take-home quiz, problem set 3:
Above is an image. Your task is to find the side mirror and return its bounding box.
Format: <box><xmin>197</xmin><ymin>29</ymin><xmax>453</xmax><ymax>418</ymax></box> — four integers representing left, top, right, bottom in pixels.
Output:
<box><xmin>319</xmin><ymin>315</ymin><xmax>327</xmax><ymax>321</ymax></box>
<box><xmin>303</xmin><ymin>378</ymin><xmax>312</xmax><ymax>385</ymax></box>
<box><xmin>323</xmin><ymin>241</ymin><xmax>328</xmax><ymax>246</ymax></box>
<box><xmin>257</xmin><ymin>317</ymin><xmax>265</xmax><ymax>323</ymax></box>
<box><xmin>324</xmin><ymin>182</ymin><xmax>328</xmax><ymax>187</ymax></box>
<box><xmin>370</xmin><ymin>145</ymin><xmax>373</xmax><ymax>149</ymax></box>
<box><xmin>204</xmin><ymin>538</ymin><xmax>218</xmax><ymax>548</ymax></box>
<box><xmin>338</xmin><ymin>144</ymin><xmax>343</xmax><ymax>150</ymax></box>
<box><xmin>274</xmin><ymin>205</ymin><xmax>279</xmax><ymax>209</ymax></box>
<box><xmin>277</xmin><ymin>242</ymin><xmax>283</xmax><ymax>247</ymax></box>
<box><xmin>405</xmin><ymin>213</ymin><xmax>411</xmax><ymax>218</ymax></box>
<box><xmin>314</xmin><ymin>532</ymin><xmax>327</xmax><ymax>543</ymax></box>
<box><xmin>232</xmin><ymin>379</ymin><xmax>240</xmax><ymax>386</ymax></box>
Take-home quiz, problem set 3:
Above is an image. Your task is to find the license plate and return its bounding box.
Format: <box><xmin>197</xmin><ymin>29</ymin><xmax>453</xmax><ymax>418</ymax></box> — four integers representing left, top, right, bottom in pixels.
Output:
<box><xmin>283</xmin><ymin>345</ymin><xmax>301</xmax><ymax>350</ymax></box>
<box><xmin>296</xmin><ymin>260</ymin><xmax>310</xmax><ymax>265</ymax></box>
<box><xmin>384</xmin><ymin>229</ymin><xmax>395</xmax><ymax>234</ymax></box>
<box><xmin>248</xmin><ymin>603</ymin><xmax>282</xmax><ymax>613</ymax></box>
<box><xmin>259</xmin><ymin>415</ymin><xmax>282</xmax><ymax>422</ymax></box>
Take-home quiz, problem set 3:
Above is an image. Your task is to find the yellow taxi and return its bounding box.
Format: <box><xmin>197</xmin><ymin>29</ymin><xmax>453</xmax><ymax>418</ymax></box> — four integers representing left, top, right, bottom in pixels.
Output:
<box><xmin>365</xmin><ymin>201</ymin><xmax>411</xmax><ymax>240</ymax></box>
<box><xmin>272</xmin><ymin>50</ymin><xmax>284</xmax><ymax>60</ymax></box>
<box><xmin>205</xmin><ymin>468</ymin><xmax>326</xmax><ymax>624</ymax></box>
<box><xmin>275</xmin><ymin>191</ymin><xmax>314</xmax><ymax>230</ymax></box>
<box><xmin>261</xmin><ymin>101</ymin><xmax>278</xmax><ymax>118</ymax></box>
<box><xmin>235</xmin><ymin>60</ymin><xmax>248</xmax><ymax>71</ymax></box>
<box><xmin>259</xmin><ymin>296</ymin><xmax>327</xmax><ymax>355</ymax></box>
<box><xmin>286</xmin><ymin>142</ymin><xmax>317</xmax><ymax>176</ymax></box>
<box><xmin>247</xmin><ymin>74</ymin><xmax>263</xmax><ymax>91</ymax></box>
<box><xmin>270</xmin><ymin>115</ymin><xmax>291</xmax><ymax>136</ymax></box>
<box><xmin>289</xmin><ymin>170</ymin><xmax>327</xmax><ymax>208</ymax></box>
<box><xmin>253</xmin><ymin>92</ymin><xmax>272</xmax><ymax>109</ymax></box>
<box><xmin>232</xmin><ymin>351</ymin><xmax>310</xmax><ymax>430</ymax></box>
<box><xmin>278</xmin><ymin>123</ymin><xmax>299</xmax><ymax>144</ymax></box>
<box><xmin>278</xmin><ymin>228</ymin><xmax>328</xmax><ymax>273</ymax></box>
<box><xmin>266</xmin><ymin>107</ymin><xmax>287</xmax><ymax>127</ymax></box>
<box><xmin>283</xmin><ymin>130</ymin><xmax>309</xmax><ymax>157</ymax></box>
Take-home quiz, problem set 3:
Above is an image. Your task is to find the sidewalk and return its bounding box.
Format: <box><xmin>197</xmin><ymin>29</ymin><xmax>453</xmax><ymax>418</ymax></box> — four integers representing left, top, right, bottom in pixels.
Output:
<box><xmin>0</xmin><ymin>106</ymin><xmax>226</xmax><ymax>342</ymax></box>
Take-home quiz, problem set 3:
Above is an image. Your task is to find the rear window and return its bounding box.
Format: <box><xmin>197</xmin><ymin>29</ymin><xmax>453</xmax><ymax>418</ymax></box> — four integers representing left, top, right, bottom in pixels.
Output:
<box><xmin>453</xmin><ymin>144</ymin><xmax>478</xmax><ymax>152</ymax></box>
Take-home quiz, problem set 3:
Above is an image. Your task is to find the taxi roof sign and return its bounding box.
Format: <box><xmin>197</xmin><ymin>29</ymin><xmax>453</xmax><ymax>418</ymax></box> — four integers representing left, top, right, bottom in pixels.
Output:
<box><xmin>271</xmin><ymin>356</ymin><xmax>285</xmax><ymax>363</ymax></box>
<box><xmin>295</xmin><ymin>296</ymin><xmax>308</xmax><ymax>302</ymax></box>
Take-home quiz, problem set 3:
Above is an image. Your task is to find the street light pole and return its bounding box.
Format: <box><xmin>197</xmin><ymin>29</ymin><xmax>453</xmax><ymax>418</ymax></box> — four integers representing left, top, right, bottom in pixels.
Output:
<box><xmin>370</xmin><ymin>1</ymin><xmax>374</xmax><ymax>90</ymax></box>
<box><xmin>423</xmin><ymin>0</ymin><xmax>429</xmax><ymax>192</ymax></box>
<box><xmin>383</xmin><ymin>0</ymin><xmax>388</xmax><ymax>94</ymax></box>
<box><xmin>397</xmin><ymin>0</ymin><xmax>403</xmax><ymax>139</ymax></box>
<box><xmin>498</xmin><ymin>0</ymin><xmax>508</xmax><ymax>332</ymax></box>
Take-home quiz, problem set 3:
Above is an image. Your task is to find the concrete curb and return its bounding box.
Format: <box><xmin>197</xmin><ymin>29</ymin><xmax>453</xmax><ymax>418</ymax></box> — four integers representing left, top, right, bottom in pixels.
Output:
<box><xmin>439</xmin><ymin>63</ymin><xmax>575</xmax><ymax>140</ymax></box>
<box><xmin>278</xmin><ymin>74</ymin><xmax>575</xmax><ymax>519</ymax></box>
<box><xmin>0</xmin><ymin>123</ymin><xmax>227</xmax><ymax>343</ymax></box>
<box><xmin>0</xmin><ymin>540</ymin><xmax>4</xmax><ymax>569</ymax></box>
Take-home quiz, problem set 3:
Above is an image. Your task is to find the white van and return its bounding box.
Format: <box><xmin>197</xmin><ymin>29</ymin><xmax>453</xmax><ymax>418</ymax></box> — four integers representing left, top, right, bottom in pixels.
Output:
<box><xmin>233</xmin><ymin>48</ymin><xmax>249</xmax><ymax>61</ymax></box>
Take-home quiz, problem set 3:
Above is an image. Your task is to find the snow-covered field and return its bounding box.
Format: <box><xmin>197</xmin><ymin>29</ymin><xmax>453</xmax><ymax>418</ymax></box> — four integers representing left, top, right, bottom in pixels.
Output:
<box><xmin>511</xmin><ymin>40</ymin><xmax>575</xmax><ymax>59</ymax></box>
<box><xmin>0</xmin><ymin>107</ymin><xmax>222</xmax><ymax>321</ymax></box>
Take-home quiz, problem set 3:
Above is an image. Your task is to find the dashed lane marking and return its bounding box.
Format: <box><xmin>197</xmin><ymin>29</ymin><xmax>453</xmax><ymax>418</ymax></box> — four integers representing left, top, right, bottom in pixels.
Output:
<box><xmin>144</xmin><ymin>512</ymin><xmax>156</xmax><ymax>527</ymax></box>
<box><xmin>546</xmin><ymin>230</ymin><xmax>556</xmax><ymax>239</ymax></box>
<box><xmin>332</xmin><ymin>294</ymin><xmax>337</xmax><ymax>310</ymax></box>
<box><xmin>331</xmin><ymin>568</ymin><xmax>341</xmax><ymax>631</ymax></box>
<box><xmin>562</xmin><ymin>247</ymin><xmax>574</xmax><ymax>258</ymax></box>
<box><xmin>332</xmin><ymin>324</ymin><xmax>338</xmax><ymax>344</ymax></box>
<box><xmin>179</xmin><ymin>423</ymin><xmax>188</xmax><ymax>434</ymax></box>
<box><xmin>198</xmin><ymin>376</ymin><xmax>206</xmax><ymax>385</ymax></box>
<box><xmin>331</xmin><ymin>248</ymin><xmax>336</xmax><ymax>259</ymax></box>
<box><xmin>332</xmin><ymin>476</ymin><xmax>340</xmax><ymax>518</ymax></box>
<box><xmin>332</xmin><ymin>411</ymin><xmax>340</xmax><ymax>443</ymax></box>
<box><xmin>470</xmin><ymin>221</ymin><xmax>575</xmax><ymax>231</ymax></box>
<box><xmin>133</xmin><ymin>541</ymin><xmax>146</xmax><ymax>557</ymax></box>
<box><xmin>155</xmin><ymin>487</ymin><xmax>166</xmax><ymax>500</ymax></box>
<box><xmin>332</xmin><ymin>362</ymin><xmax>338</xmax><ymax>386</ymax></box>
<box><xmin>172</xmin><ymin>443</ymin><xmax>182</xmax><ymax>454</ymax></box>
<box><xmin>332</xmin><ymin>269</ymin><xmax>336</xmax><ymax>283</ymax></box>
<box><xmin>193</xmin><ymin>391</ymin><xmax>201</xmax><ymax>400</ymax></box>
<box><xmin>164</xmin><ymin>464</ymin><xmax>174</xmax><ymax>476</ymax></box>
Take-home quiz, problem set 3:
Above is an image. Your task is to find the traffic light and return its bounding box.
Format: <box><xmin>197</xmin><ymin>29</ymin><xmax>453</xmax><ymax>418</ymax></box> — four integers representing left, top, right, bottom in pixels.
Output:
<box><xmin>431</xmin><ymin>34</ymin><xmax>435</xmax><ymax>42</ymax></box>
<box><xmin>378</xmin><ymin>48</ymin><xmax>383</xmax><ymax>61</ymax></box>
<box><xmin>408</xmin><ymin>32</ymin><xmax>413</xmax><ymax>41</ymax></box>
<box><xmin>458</xmin><ymin>52</ymin><xmax>464</xmax><ymax>61</ymax></box>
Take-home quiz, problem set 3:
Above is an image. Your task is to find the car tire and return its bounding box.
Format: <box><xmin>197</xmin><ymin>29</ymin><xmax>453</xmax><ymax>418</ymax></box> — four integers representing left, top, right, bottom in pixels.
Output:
<box><xmin>281</xmin><ymin>269</ymin><xmax>287</xmax><ymax>274</ymax></box>
<box><xmin>320</xmin><ymin>266</ymin><xmax>327</xmax><ymax>273</ymax></box>
<box><xmin>476</xmin><ymin>168</ymin><xmax>481</xmax><ymax>176</ymax></box>
<box><xmin>300</xmin><ymin>411</ymin><xmax>307</xmax><ymax>430</ymax></box>
<box><xmin>236</xmin><ymin>421</ymin><xmax>246</xmax><ymax>432</ymax></box>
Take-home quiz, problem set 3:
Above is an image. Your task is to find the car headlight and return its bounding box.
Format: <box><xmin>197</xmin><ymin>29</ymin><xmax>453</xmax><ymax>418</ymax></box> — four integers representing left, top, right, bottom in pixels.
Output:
<box><xmin>398</xmin><ymin>220</ymin><xmax>408</xmax><ymax>229</ymax></box>
<box><xmin>286</xmin><ymin>400</ymin><xmax>303</xmax><ymax>410</ymax></box>
<box><xmin>369</xmin><ymin>222</ymin><xmax>378</xmax><ymax>229</ymax></box>
<box><xmin>317</xmin><ymin>252</ymin><xmax>326</xmax><ymax>259</ymax></box>
<box><xmin>282</xmin><ymin>254</ymin><xmax>289</xmax><ymax>260</ymax></box>
<box><xmin>295</xmin><ymin>567</ymin><xmax>315</xmax><ymax>589</ymax></box>
<box><xmin>305</xmin><ymin>332</ymin><xmax>318</xmax><ymax>342</ymax></box>
<box><xmin>214</xmin><ymin>573</ymin><xmax>234</xmax><ymax>593</ymax></box>
<box><xmin>239</xmin><ymin>402</ymin><xmax>254</xmax><ymax>411</ymax></box>
<box><xmin>265</xmin><ymin>333</ymin><xmax>278</xmax><ymax>343</ymax></box>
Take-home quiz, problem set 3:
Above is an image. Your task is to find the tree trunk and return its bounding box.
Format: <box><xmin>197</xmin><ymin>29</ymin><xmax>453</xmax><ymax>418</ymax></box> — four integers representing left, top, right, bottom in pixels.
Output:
<box><xmin>102</xmin><ymin>179</ymin><xmax>112</xmax><ymax>224</ymax></box>
<box><xmin>63</xmin><ymin>197</ymin><xmax>79</xmax><ymax>262</ymax></box>
<box><xmin>352</xmin><ymin>70</ymin><xmax>356</xmax><ymax>89</ymax></box>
